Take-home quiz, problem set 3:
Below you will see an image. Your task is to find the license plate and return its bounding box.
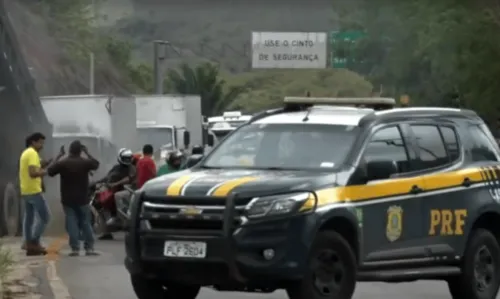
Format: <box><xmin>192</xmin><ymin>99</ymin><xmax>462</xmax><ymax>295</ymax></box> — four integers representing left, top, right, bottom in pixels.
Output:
<box><xmin>163</xmin><ymin>241</ymin><xmax>207</xmax><ymax>258</ymax></box>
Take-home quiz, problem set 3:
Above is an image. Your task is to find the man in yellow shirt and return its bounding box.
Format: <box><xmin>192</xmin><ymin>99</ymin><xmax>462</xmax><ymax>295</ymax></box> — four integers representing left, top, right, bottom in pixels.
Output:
<box><xmin>20</xmin><ymin>132</ymin><xmax>51</xmax><ymax>256</ymax></box>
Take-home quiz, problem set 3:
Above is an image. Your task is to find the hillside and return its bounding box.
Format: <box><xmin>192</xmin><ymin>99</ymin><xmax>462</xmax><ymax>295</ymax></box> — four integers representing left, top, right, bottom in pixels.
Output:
<box><xmin>6</xmin><ymin>0</ymin><xmax>353</xmax><ymax>98</ymax></box>
<box><xmin>7</xmin><ymin>0</ymin><xmax>134</xmax><ymax>95</ymax></box>
<box><xmin>102</xmin><ymin>0</ymin><xmax>335</xmax><ymax>72</ymax></box>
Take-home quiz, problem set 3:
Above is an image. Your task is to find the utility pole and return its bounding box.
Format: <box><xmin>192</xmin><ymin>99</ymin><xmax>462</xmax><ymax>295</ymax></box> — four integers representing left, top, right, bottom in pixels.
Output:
<box><xmin>153</xmin><ymin>40</ymin><xmax>169</xmax><ymax>94</ymax></box>
<box><xmin>89</xmin><ymin>0</ymin><xmax>96</xmax><ymax>94</ymax></box>
<box><xmin>90</xmin><ymin>52</ymin><xmax>94</xmax><ymax>94</ymax></box>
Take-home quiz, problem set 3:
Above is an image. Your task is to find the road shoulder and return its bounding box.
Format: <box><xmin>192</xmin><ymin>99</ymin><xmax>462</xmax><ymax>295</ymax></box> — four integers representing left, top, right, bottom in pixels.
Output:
<box><xmin>1</xmin><ymin>237</ymin><xmax>69</xmax><ymax>299</ymax></box>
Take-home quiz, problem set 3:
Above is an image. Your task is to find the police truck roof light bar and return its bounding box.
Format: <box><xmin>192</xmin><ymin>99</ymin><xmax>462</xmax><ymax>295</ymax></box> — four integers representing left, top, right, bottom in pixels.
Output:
<box><xmin>284</xmin><ymin>97</ymin><xmax>396</xmax><ymax>111</ymax></box>
<box><xmin>284</xmin><ymin>97</ymin><xmax>396</xmax><ymax>106</ymax></box>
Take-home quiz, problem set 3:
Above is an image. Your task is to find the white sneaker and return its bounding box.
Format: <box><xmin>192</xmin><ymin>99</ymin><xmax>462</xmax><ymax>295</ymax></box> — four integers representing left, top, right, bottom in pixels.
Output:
<box><xmin>106</xmin><ymin>217</ymin><xmax>119</xmax><ymax>226</ymax></box>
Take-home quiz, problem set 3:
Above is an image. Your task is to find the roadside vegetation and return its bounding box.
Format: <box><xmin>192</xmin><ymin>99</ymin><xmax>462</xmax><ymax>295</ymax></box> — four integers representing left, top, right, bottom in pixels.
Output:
<box><xmin>332</xmin><ymin>0</ymin><xmax>500</xmax><ymax>120</ymax></box>
<box><xmin>0</xmin><ymin>244</ymin><xmax>13</xmax><ymax>297</ymax></box>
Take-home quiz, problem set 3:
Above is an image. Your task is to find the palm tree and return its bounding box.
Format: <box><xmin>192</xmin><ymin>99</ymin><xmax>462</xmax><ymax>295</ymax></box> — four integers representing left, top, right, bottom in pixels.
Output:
<box><xmin>165</xmin><ymin>62</ymin><xmax>245</xmax><ymax>116</ymax></box>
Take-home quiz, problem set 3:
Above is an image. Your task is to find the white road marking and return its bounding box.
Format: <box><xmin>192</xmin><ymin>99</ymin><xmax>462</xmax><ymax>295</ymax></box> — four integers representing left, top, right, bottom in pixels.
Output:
<box><xmin>47</xmin><ymin>260</ymin><xmax>72</xmax><ymax>299</ymax></box>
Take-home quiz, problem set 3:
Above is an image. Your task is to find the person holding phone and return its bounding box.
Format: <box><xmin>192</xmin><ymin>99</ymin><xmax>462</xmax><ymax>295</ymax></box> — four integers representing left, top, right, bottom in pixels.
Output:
<box><xmin>20</xmin><ymin>139</ymin><xmax>61</xmax><ymax>252</ymax></box>
<box><xmin>19</xmin><ymin>132</ymin><xmax>57</xmax><ymax>256</ymax></box>
<box><xmin>48</xmin><ymin>141</ymin><xmax>100</xmax><ymax>256</ymax></box>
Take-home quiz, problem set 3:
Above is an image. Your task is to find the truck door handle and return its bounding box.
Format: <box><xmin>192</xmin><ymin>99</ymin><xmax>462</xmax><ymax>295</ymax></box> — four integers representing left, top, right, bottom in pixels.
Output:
<box><xmin>410</xmin><ymin>185</ymin><xmax>423</xmax><ymax>194</ymax></box>
<box><xmin>462</xmin><ymin>177</ymin><xmax>471</xmax><ymax>187</ymax></box>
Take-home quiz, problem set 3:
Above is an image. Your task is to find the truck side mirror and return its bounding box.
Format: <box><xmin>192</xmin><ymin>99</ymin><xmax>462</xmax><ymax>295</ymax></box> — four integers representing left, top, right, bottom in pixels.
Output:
<box><xmin>207</xmin><ymin>134</ymin><xmax>214</xmax><ymax>147</ymax></box>
<box><xmin>183</xmin><ymin>131</ymin><xmax>190</xmax><ymax>148</ymax></box>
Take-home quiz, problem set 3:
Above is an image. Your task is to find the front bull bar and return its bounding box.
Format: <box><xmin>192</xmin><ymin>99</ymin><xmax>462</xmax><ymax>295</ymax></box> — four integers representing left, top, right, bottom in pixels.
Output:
<box><xmin>221</xmin><ymin>192</ymin><xmax>247</xmax><ymax>282</ymax></box>
<box><xmin>131</xmin><ymin>190</ymin><xmax>319</xmax><ymax>283</ymax></box>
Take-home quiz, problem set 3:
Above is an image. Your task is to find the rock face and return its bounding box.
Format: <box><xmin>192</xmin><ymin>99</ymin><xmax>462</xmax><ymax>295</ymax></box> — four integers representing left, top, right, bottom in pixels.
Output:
<box><xmin>5</xmin><ymin>0</ymin><xmax>132</xmax><ymax>95</ymax></box>
<box><xmin>5</xmin><ymin>0</ymin><xmax>64</xmax><ymax>95</ymax></box>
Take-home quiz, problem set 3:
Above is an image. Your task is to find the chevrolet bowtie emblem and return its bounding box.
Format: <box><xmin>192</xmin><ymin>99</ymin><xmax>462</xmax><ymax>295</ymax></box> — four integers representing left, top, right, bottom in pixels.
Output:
<box><xmin>180</xmin><ymin>206</ymin><xmax>203</xmax><ymax>215</ymax></box>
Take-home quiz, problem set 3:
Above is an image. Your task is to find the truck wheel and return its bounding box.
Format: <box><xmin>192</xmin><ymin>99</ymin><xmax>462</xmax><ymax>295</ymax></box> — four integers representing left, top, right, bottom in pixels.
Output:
<box><xmin>131</xmin><ymin>274</ymin><xmax>200</xmax><ymax>299</ymax></box>
<box><xmin>1</xmin><ymin>183</ymin><xmax>21</xmax><ymax>237</ymax></box>
<box><xmin>286</xmin><ymin>231</ymin><xmax>357</xmax><ymax>299</ymax></box>
<box><xmin>448</xmin><ymin>229</ymin><xmax>500</xmax><ymax>299</ymax></box>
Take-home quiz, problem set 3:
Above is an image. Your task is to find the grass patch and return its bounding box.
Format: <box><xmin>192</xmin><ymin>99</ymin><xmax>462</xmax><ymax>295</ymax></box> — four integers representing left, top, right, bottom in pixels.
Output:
<box><xmin>0</xmin><ymin>243</ymin><xmax>14</xmax><ymax>298</ymax></box>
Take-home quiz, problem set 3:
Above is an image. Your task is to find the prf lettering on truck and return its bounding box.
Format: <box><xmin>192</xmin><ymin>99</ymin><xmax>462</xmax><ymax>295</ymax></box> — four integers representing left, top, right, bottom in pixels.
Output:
<box><xmin>428</xmin><ymin>209</ymin><xmax>467</xmax><ymax>236</ymax></box>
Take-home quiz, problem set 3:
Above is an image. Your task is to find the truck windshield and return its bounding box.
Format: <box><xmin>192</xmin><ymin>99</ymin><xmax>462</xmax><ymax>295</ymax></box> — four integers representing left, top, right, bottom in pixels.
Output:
<box><xmin>203</xmin><ymin>123</ymin><xmax>360</xmax><ymax>170</ymax></box>
<box><xmin>137</xmin><ymin>127</ymin><xmax>174</xmax><ymax>152</ymax></box>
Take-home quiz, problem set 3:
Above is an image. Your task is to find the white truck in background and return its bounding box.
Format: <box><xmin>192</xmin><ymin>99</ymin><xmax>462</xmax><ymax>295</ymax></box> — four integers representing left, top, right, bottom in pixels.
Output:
<box><xmin>134</xmin><ymin>94</ymin><xmax>212</xmax><ymax>159</ymax></box>
<box><xmin>207</xmin><ymin>111</ymin><xmax>251</xmax><ymax>142</ymax></box>
<box><xmin>40</xmin><ymin>95</ymin><xmax>139</xmax><ymax>174</ymax></box>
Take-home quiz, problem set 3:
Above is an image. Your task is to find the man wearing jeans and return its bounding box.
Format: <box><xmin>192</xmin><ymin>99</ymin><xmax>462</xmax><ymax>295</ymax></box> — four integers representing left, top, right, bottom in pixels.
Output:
<box><xmin>48</xmin><ymin>140</ymin><xmax>100</xmax><ymax>256</ymax></box>
<box><xmin>20</xmin><ymin>132</ymin><xmax>51</xmax><ymax>256</ymax></box>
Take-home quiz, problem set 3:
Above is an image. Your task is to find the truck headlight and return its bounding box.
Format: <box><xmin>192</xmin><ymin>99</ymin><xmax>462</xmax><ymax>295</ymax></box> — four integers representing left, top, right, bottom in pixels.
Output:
<box><xmin>245</xmin><ymin>192</ymin><xmax>315</xmax><ymax>219</ymax></box>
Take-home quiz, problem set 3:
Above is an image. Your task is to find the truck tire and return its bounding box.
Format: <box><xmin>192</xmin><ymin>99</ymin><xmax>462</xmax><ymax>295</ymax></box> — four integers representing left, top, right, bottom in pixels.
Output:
<box><xmin>286</xmin><ymin>231</ymin><xmax>357</xmax><ymax>299</ymax></box>
<box><xmin>130</xmin><ymin>274</ymin><xmax>200</xmax><ymax>299</ymax></box>
<box><xmin>448</xmin><ymin>229</ymin><xmax>500</xmax><ymax>299</ymax></box>
<box><xmin>1</xmin><ymin>182</ymin><xmax>21</xmax><ymax>237</ymax></box>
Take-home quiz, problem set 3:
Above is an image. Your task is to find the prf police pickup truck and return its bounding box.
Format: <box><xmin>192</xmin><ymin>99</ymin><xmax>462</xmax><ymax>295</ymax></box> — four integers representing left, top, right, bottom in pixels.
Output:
<box><xmin>125</xmin><ymin>97</ymin><xmax>500</xmax><ymax>299</ymax></box>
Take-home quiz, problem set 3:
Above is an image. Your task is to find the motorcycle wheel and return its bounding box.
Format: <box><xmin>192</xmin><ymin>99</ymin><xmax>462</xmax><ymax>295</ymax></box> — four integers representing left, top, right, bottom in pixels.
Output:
<box><xmin>89</xmin><ymin>205</ymin><xmax>107</xmax><ymax>235</ymax></box>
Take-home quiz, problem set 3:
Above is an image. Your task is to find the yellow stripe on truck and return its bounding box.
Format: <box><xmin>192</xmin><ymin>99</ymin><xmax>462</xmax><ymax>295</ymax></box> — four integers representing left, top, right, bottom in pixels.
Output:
<box><xmin>166</xmin><ymin>167</ymin><xmax>494</xmax><ymax>205</ymax></box>
<box><xmin>166</xmin><ymin>175</ymin><xmax>193</xmax><ymax>196</ymax></box>
<box><xmin>422</xmin><ymin>167</ymin><xmax>485</xmax><ymax>190</ymax></box>
<box><xmin>302</xmin><ymin>167</ymin><xmax>492</xmax><ymax>209</ymax></box>
<box><xmin>211</xmin><ymin>177</ymin><xmax>259</xmax><ymax>197</ymax></box>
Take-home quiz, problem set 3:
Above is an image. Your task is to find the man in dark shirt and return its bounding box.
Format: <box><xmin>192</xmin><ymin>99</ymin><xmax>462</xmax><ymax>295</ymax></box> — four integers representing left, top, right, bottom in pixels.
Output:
<box><xmin>136</xmin><ymin>144</ymin><xmax>156</xmax><ymax>189</ymax></box>
<box><xmin>48</xmin><ymin>140</ymin><xmax>99</xmax><ymax>256</ymax></box>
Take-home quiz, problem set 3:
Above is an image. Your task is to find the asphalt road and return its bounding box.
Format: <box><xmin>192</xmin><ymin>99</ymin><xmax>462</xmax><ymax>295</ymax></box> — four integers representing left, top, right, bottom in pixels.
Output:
<box><xmin>53</xmin><ymin>233</ymin><xmax>471</xmax><ymax>299</ymax></box>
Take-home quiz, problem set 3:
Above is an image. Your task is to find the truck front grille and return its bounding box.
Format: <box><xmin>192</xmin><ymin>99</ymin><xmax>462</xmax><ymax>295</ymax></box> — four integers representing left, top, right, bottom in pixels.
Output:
<box><xmin>139</xmin><ymin>199</ymin><xmax>246</xmax><ymax>234</ymax></box>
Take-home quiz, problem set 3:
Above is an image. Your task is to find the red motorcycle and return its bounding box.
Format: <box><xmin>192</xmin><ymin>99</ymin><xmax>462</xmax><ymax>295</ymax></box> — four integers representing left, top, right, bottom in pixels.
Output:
<box><xmin>88</xmin><ymin>182</ymin><xmax>132</xmax><ymax>233</ymax></box>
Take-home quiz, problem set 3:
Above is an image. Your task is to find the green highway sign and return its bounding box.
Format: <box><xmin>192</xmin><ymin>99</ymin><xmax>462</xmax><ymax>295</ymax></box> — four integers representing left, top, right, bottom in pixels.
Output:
<box><xmin>329</xmin><ymin>30</ymin><xmax>365</xmax><ymax>68</ymax></box>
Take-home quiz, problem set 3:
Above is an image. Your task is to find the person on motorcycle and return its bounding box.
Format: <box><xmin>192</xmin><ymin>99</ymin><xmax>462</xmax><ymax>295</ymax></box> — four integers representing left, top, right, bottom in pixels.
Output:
<box><xmin>95</xmin><ymin>148</ymin><xmax>136</xmax><ymax>240</ymax></box>
<box><xmin>157</xmin><ymin>151</ymin><xmax>184</xmax><ymax>176</ymax></box>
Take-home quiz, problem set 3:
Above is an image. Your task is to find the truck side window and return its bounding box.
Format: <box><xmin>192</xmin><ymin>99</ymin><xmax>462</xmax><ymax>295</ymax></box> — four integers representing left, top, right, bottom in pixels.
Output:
<box><xmin>364</xmin><ymin>126</ymin><xmax>410</xmax><ymax>173</ymax></box>
<box><xmin>468</xmin><ymin>125</ymin><xmax>499</xmax><ymax>162</ymax></box>
<box><xmin>439</xmin><ymin>126</ymin><xmax>460</xmax><ymax>162</ymax></box>
<box><xmin>410</xmin><ymin>125</ymin><xmax>449</xmax><ymax>170</ymax></box>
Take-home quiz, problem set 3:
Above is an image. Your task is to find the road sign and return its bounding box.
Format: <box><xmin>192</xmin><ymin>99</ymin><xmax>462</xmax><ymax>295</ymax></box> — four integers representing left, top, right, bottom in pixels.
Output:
<box><xmin>251</xmin><ymin>32</ymin><xmax>327</xmax><ymax>69</ymax></box>
<box><xmin>329</xmin><ymin>31</ymin><xmax>365</xmax><ymax>68</ymax></box>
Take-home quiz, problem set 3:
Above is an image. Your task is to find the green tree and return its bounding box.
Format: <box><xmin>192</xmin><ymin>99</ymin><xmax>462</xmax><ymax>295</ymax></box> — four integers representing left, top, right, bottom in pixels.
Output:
<box><xmin>224</xmin><ymin>69</ymin><xmax>373</xmax><ymax>112</ymax></box>
<box><xmin>334</xmin><ymin>0</ymin><xmax>500</xmax><ymax>118</ymax></box>
<box><xmin>165</xmin><ymin>62</ymin><xmax>246</xmax><ymax>116</ymax></box>
<box><xmin>105</xmin><ymin>37</ymin><xmax>154</xmax><ymax>92</ymax></box>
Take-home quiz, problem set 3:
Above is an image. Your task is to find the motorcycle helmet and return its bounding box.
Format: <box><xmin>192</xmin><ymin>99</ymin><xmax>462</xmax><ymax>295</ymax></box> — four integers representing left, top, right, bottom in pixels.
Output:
<box><xmin>191</xmin><ymin>144</ymin><xmax>204</xmax><ymax>155</ymax></box>
<box><xmin>167</xmin><ymin>150</ymin><xmax>184</xmax><ymax>167</ymax></box>
<box><xmin>117</xmin><ymin>148</ymin><xmax>134</xmax><ymax>166</ymax></box>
